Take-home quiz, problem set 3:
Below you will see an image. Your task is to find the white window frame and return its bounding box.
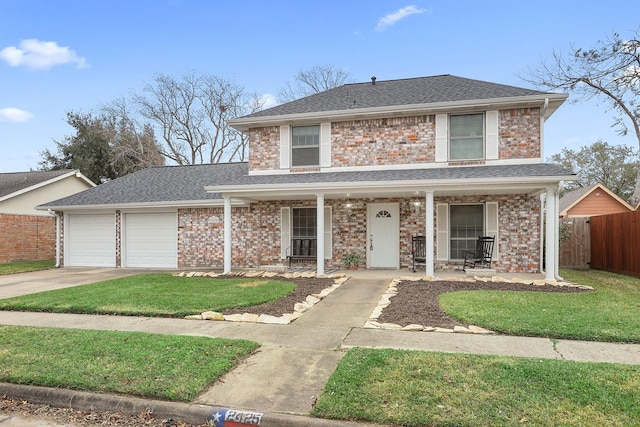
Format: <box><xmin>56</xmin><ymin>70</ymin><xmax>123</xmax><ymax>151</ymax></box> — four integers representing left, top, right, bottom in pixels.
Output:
<box><xmin>449</xmin><ymin>203</ymin><xmax>485</xmax><ymax>260</ymax></box>
<box><xmin>280</xmin><ymin>206</ymin><xmax>332</xmax><ymax>259</ymax></box>
<box><xmin>435</xmin><ymin>111</ymin><xmax>499</xmax><ymax>162</ymax></box>
<box><xmin>291</xmin><ymin>125</ymin><xmax>320</xmax><ymax>167</ymax></box>
<box><xmin>436</xmin><ymin>202</ymin><xmax>499</xmax><ymax>261</ymax></box>
<box><xmin>449</xmin><ymin>113</ymin><xmax>485</xmax><ymax>161</ymax></box>
<box><xmin>280</xmin><ymin>123</ymin><xmax>331</xmax><ymax>169</ymax></box>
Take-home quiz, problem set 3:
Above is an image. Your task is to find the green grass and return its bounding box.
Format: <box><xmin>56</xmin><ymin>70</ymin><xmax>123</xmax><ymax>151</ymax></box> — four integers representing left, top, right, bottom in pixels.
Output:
<box><xmin>0</xmin><ymin>260</ymin><xmax>55</xmax><ymax>275</ymax></box>
<box><xmin>0</xmin><ymin>273</ymin><xmax>296</xmax><ymax>317</ymax></box>
<box><xmin>0</xmin><ymin>325</ymin><xmax>258</xmax><ymax>401</ymax></box>
<box><xmin>312</xmin><ymin>348</ymin><xmax>640</xmax><ymax>427</ymax></box>
<box><xmin>439</xmin><ymin>269</ymin><xmax>640</xmax><ymax>343</ymax></box>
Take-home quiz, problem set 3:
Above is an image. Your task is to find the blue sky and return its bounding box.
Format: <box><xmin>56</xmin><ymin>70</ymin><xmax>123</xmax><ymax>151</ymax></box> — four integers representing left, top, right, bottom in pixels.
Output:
<box><xmin>1</xmin><ymin>0</ymin><xmax>638</xmax><ymax>173</ymax></box>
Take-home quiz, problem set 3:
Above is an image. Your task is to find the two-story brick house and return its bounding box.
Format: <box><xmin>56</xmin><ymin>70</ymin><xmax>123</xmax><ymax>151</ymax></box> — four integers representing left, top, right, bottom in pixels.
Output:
<box><xmin>39</xmin><ymin>75</ymin><xmax>574</xmax><ymax>279</ymax></box>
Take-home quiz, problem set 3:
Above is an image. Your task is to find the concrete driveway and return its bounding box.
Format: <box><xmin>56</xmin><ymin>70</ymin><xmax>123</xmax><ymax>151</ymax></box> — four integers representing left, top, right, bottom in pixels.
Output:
<box><xmin>0</xmin><ymin>267</ymin><xmax>160</xmax><ymax>299</ymax></box>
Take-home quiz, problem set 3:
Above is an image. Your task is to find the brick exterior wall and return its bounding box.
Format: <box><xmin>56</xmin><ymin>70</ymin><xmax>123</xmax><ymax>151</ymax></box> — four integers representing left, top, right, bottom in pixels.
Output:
<box><xmin>175</xmin><ymin>194</ymin><xmax>542</xmax><ymax>273</ymax></box>
<box><xmin>0</xmin><ymin>214</ymin><xmax>56</xmax><ymax>263</ymax></box>
<box><xmin>331</xmin><ymin>116</ymin><xmax>435</xmax><ymax>167</ymax></box>
<box><xmin>498</xmin><ymin>108</ymin><xmax>541</xmax><ymax>159</ymax></box>
<box><xmin>248</xmin><ymin>108</ymin><xmax>541</xmax><ymax>173</ymax></box>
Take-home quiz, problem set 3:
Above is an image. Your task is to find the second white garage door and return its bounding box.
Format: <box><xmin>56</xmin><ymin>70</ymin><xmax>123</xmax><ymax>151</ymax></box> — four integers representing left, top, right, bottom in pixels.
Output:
<box><xmin>123</xmin><ymin>212</ymin><xmax>177</xmax><ymax>268</ymax></box>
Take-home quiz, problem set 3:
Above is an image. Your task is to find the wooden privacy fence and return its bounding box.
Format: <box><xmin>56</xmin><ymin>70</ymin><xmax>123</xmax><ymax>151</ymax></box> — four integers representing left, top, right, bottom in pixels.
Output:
<box><xmin>559</xmin><ymin>217</ymin><xmax>590</xmax><ymax>269</ymax></box>
<box><xmin>590</xmin><ymin>210</ymin><xmax>640</xmax><ymax>278</ymax></box>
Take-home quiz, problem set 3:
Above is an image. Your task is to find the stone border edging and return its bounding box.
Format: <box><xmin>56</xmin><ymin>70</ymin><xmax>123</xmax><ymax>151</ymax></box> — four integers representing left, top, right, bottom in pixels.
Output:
<box><xmin>175</xmin><ymin>271</ymin><xmax>349</xmax><ymax>325</ymax></box>
<box><xmin>365</xmin><ymin>275</ymin><xmax>594</xmax><ymax>334</ymax></box>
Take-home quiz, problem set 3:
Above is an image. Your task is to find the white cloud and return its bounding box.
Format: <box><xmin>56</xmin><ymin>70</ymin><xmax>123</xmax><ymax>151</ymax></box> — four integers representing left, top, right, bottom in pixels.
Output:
<box><xmin>376</xmin><ymin>5</ymin><xmax>427</xmax><ymax>31</ymax></box>
<box><xmin>260</xmin><ymin>93</ymin><xmax>279</xmax><ymax>109</ymax></box>
<box><xmin>0</xmin><ymin>39</ymin><xmax>89</xmax><ymax>70</ymax></box>
<box><xmin>0</xmin><ymin>107</ymin><xmax>34</xmax><ymax>123</ymax></box>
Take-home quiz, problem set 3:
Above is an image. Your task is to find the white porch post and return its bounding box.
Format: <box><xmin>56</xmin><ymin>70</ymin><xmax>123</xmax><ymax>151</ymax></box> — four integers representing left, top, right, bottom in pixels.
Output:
<box><xmin>545</xmin><ymin>186</ymin><xmax>557</xmax><ymax>281</ymax></box>
<box><xmin>223</xmin><ymin>195</ymin><xmax>232</xmax><ymax>274</ymax></box>
<box><xmin>316</xmin><ymin>194</ymin><xmax>325</xmax><ymax>276</ymax></box>
<box><xmin>425</xmin><ymin>191</ymin><xmax>435</xmax><ymax>277</ymax></box>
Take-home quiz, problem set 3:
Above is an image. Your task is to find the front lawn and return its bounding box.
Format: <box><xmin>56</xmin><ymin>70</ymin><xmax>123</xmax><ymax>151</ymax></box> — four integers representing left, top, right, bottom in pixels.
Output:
<box><xmin>312</xmin><ymin>348</ymin><xmax>640</xmax><ymax>426</ymax></box>
<box><xmin>0</xmin><ymin>260</ymin><xmax>54</xmax><ymax>275</ymax></box>
<box><xmin>439</xmin><ymin>269</ymin><xmax>640</xmax><ymax>343</ymax></box>
<box><xmin>0</xmin><ymin>325</ymin><xmax>258</xmax><ymax>401</ymax></box>
<box><xmin>0</xmin><ymin>273</ymin><xmax>296</xmax><ymax>317</ymax></box>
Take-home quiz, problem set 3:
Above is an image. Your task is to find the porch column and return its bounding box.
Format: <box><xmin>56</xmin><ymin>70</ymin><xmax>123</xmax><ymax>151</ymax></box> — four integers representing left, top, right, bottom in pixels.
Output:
<box><xmin>425</xmin><ymin>191</ymin><xmax>435</xmax><ymax>277</ymax></box>
<box><xmin>316</xmin><ymin>194</ymin><xmax>325</xmax><ymax>276</ymax></box>
<box><xmin>545</xmin><ymin>186</ymin><xmax>557</xmax><ymax>281</ymax></box>
<box><xmin>223</xmin><ymin>195</ymin><xmax>232</xmax><ymax>274</ymax></box>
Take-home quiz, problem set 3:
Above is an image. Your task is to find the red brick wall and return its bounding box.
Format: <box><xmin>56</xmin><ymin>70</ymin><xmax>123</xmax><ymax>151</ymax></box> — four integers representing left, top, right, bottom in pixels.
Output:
<box><xmin>248</xmin><ymin>109</ymin><xmax>542</xmax><ymax>172</ymax></box>
<box><xmin>176</xmin><ymin>194</ymin><xmax>542</xmax><ymax>273</ymax></box>
<box><xmin>0</xmin><ymin>214</ymin><xmax>56</xmax><ymax>263</ymax></box>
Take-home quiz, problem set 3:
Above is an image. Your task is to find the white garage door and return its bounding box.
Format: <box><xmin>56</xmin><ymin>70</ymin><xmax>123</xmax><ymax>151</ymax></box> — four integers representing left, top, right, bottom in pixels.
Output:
<box><xmin>123</xmin><ymin>212</ymin><xmax>177</xmax><ymax>268</ymax></box>
<box><xmin>66</xmin><ymin>214</ymin><xmax>116</xmax><ymax>267</ymax></box>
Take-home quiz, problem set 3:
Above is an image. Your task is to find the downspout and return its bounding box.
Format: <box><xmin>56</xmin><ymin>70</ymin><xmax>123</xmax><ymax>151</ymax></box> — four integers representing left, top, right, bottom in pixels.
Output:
<box><xmin>48</xmin><ymin>209</ymin><xmax>61</xmax><ymax>268</ymax></box>
<box><xmin>540</xmin><ymin>97</ymin><xmax>549</xmax><ymax>160</ymax></box>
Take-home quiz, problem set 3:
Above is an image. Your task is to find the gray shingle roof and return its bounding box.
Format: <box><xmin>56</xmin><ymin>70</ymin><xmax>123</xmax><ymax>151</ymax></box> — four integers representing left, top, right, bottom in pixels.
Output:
<box><xmin>39</xmin><ymin>163</ymin><xmax>246</xmax><ymax>208</ymax></box>
<box><xmin>0</xmin><ymin>170</ymin><xmax>76</xmax><ymax>198</ymax></box>
<box><xmin>245</xmin><ymin>75</ymin><xmax>552</xmax><ymax>118</ymax></box>
<box><xmin>40</xmin><ymin>162</ymin><xmax>574</xmax><ymax>208</ymax></box>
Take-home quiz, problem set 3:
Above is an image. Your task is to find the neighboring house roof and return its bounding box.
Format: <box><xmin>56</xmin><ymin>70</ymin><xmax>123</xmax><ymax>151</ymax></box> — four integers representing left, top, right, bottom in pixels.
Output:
<box><xmin>230</xmin><ymin>74</ymin><xmax>567</xmax><ymax>130</ymax></box>
<box><xmin>559</xmin><ymin>183</ymin><xmax>634</xmax><ymax>217</ymax></box>
<box><xmin>0</xmin><ymin>170</ymin><xmax>94</xmax><ymax>202</ymax></box>
<box><xmin>39</xmin><ymin>162</ymin><xmax>575</xmax><ymax>210</ymax></box>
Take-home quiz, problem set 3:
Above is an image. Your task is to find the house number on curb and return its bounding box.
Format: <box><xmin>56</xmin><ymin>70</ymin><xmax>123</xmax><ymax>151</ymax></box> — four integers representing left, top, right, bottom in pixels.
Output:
<box><xmin>208</xmin><ymin>408</ymin><xmax>263</xmax><ymax>426</ymax></box>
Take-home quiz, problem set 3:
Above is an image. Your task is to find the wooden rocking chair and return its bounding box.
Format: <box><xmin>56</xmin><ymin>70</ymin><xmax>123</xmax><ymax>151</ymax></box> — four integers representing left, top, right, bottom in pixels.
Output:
<box><xmin>462</xmin><ymin>236</ymin><xmax>495</xmax><ymax>271</ymax></box>
<box><xmin>412</xmin><ymin>235</ymin><xmax>426</xmax><ymax>272</ymax></box>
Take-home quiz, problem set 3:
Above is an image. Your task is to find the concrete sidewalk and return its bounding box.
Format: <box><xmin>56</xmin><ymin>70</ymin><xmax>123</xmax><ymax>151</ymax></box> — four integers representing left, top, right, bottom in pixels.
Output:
<box><xmin>1</xmin><ymin>268</ymin><xmax>640</xmax><ymax>426</ymax></box>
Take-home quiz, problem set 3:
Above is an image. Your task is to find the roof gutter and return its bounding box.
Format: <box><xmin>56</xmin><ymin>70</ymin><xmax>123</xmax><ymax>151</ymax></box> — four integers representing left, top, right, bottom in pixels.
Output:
<box><xmin>36</xmin><ymin>198</ymin><xmax>250</xmax><ymax>212</ymax></box>
<box><xmin>205</xmin><ymin>174</ymin><xmax>577</xmax><ymax>196</ymax></box>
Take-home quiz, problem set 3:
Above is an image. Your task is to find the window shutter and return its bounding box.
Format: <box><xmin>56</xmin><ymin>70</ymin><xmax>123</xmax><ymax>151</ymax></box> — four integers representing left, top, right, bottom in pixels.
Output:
<box><xmin>436</xmin><ymin>203</ymin><xmax>449</xmax><ymax>260</ymax></box>
<box><xmin>323</xmin><ymin>206</ymin><xmax>332</xmax><ymax>259</ymax></box>
<box><xmin>280</xmin><ymin>207</ymin><xmax>291</xmax><ymax>259</ymax></box>
<box><xmin>320</xmin><ymin>122</ymin><xmax>331</xmax><ymax>167</ymax></box>
<box><xmin>485</xmin><ymin>110</ymin><xmax>499</xmax><ymax>160</ymax></box>
<box><xmin>435</xmin><ymin>114</ymin><xmax>448</xmax><ymax>162</ymax></box>
<box><xmin>280</xmin><ymin>125</ymin><xmax>290</xmax><ymax>169</ymax></box>
<box><xmin>485</xmin><ymin>202</ymin><xmax>499</xmax><ymax>259</ymax></box>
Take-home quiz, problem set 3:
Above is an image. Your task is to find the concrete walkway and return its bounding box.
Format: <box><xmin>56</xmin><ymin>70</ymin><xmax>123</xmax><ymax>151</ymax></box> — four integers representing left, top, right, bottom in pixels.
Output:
<box><xmin>1</xmin><ymin>268</ymin><xmax>640</xmax><ymax>426</ymax></box>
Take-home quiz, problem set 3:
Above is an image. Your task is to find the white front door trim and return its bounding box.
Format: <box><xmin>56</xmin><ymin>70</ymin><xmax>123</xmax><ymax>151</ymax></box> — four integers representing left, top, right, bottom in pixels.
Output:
<box><xmin>367</xmin><ymin>202</ymin><xmax>400</xmax><ymax>269</ymax></box>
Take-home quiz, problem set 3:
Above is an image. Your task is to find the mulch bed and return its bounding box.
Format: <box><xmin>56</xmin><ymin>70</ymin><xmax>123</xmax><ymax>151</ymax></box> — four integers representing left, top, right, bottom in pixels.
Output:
<box><xmin>221</xmin><ymin>276</ymin><xmax>336</xmax><ymax>316</ymax></box>
<box><xmin>377</xmin><ymin>280</ymin><xmax>590</xmax><ymax>328</ymax></box>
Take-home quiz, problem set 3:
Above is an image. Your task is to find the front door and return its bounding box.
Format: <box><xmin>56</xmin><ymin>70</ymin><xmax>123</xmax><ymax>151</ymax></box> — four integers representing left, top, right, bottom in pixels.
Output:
<box><xmin>367</xmin><ymin>203</ymin><xmax>399</xmax><ymax>268</ymax></box>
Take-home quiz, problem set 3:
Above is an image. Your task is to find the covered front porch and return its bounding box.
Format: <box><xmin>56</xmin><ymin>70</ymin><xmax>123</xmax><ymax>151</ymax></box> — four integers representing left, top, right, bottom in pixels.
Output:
<box><xmin>208</xmin><ymin>175</ymin><xmax>566</xmax><ymax>281</ymax></box>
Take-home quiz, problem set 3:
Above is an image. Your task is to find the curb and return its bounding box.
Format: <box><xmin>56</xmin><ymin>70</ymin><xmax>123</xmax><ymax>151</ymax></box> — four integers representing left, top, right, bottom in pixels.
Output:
<box><xmin>0</xmin><ymin>383</ymin><xmax>372</xmax><ymax>427</ymax></box>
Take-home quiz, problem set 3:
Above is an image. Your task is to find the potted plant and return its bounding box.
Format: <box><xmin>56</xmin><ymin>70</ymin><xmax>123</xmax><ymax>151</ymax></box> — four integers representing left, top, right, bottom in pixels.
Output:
<box><xmin>342</xmin><ymin>253</ymin><xmax>362</xmax><ymax>270</ymax></box>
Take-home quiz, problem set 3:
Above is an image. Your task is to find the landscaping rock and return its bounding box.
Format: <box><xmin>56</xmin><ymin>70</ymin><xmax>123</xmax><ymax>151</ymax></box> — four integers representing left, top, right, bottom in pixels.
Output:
<box><xmin>201</xmin><ymin>311</ymin><xmax>224</xmax><ymax>321</ymax></box>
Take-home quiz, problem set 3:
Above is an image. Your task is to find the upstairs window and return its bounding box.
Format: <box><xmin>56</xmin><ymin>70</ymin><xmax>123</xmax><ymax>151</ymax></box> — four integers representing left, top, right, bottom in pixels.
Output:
<box><xmin>291</xmin><ymin>125</ymin><xmax>320</xmax><ymax>167</ymax></box>
<box><xmin>449</xmin><ymin>113</ymin><xmax>484</xmax><ymax>160</ymax></box>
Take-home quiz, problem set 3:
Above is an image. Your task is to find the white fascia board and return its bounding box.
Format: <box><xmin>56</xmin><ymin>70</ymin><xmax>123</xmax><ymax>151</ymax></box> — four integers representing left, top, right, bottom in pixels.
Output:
<box><xmin>205</xmin><ymin>174</ymin><xmax>578</xmax><ymax>197</ymax></box>
<box><xmin>229</xmin><ymin>94</ymin><xmax>568</xmax><ymax>131</ymax></box>
<box><xmin>36</xmin><ymin>199</ymin><xmax>250</xmax><ymax>211</ymax></box>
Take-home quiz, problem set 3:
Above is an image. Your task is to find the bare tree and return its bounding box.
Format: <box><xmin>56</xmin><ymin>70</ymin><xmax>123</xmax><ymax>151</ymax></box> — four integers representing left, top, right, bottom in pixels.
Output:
<box><xmin>100</xmin><ymin>98</ymin><xmax>165</xmax><ymax>174</ymax></box>
<box><xmin>523</xmin><ymin>28</ymin><xmax>640</xmax><ymax>204</ymax></box>
<box><xmin>278</xmin><ymin>64</ymin><xmax>354</xmax><ymax>103</ymax></box>
<box><xmin>134</xmin><ymin>72</ymin><xmax>264</xmax><ymax>165</ymax></box>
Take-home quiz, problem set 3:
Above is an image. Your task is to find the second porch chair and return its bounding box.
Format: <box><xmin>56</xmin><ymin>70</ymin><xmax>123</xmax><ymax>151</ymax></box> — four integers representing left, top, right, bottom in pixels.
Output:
<box><xmin>412</xmin><ymin>235</ymin><xmax>426</xmax><ymax>272</ymax></box>
<box><xmin>462</xmin><ymin>236</ymin><xmax>495</xmax><ymax>271</ymax></box>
